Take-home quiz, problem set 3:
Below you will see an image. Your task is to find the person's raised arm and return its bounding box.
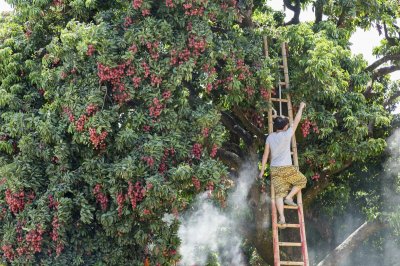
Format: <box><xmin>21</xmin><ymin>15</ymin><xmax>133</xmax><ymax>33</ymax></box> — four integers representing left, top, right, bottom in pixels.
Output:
<box><xmin>258</xmin><ymin>142</ymin><xmax>270</xmax><ymax>179</ymax></box>
<box><xmin>291</xmin><ymin>102</ymin><xmax>306</xmax><ymax>135</ymax></box>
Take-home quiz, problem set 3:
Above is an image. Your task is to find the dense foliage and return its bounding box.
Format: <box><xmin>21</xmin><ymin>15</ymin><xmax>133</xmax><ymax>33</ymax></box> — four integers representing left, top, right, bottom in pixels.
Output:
<box><xmin>0</xmin><ymin>1</ymin><xmax>244</xmax><ymax>264</ymax></box>
<box><xmin>0</xmin><ymin>0</ymin><xmax>399</xmax><ymax>265</ymax></box>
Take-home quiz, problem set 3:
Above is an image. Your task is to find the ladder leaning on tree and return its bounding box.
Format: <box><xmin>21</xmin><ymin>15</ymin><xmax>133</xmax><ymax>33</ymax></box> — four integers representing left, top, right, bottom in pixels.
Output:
<box><xmin>263</xmin><ymin>38</ymin><xmax>309</xmax><ymax>266</ymax></box>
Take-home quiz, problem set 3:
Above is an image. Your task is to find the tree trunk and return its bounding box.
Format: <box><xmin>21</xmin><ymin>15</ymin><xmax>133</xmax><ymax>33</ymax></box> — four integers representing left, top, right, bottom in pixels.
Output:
<box><xmin>238</xmin><ymin>0</ymin><xmax>254</xmax><ymax>28</ymax></box>
<box><xmin>246</xmin><ymin>181</ymin><xmax>274</xmax><ymax>264</ymax></box>
<box><xmin>244</xmin><ymin>149</ymin><xmax>274</xmax><ymax>265</ymax></box>
<box><xmin>316</xmin><ymin>220</ymin><xmax>387</xmax><ymax>266</ymax></box>
<box><xmin>283</xmin><ymin>0</ymin><xmax>301</xmax><ymax>25</ymax></box>
<box><xmin>314</xmin><ymin>0</ymin><xmax>324</xmax><ymax>23</ymax></box>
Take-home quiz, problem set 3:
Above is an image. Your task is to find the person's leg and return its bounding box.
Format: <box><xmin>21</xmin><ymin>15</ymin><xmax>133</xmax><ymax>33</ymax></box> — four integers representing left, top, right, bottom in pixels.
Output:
<box><xmin>276</xmin><ymin>197</ymin><xmax>285</xmax><ymax>223</ymax></box>
<box><xmin>285</xmin><ymin>186</ymin><xmax>301</xmax><ymax>201</ymax></box>
<box><xmin>270</xmin><ymin>166</ymin><xmax>290</xmax><ymax>223</ymax></box>
<box><xmin>284</xmin><ymin>167</ymin><xmax>307</xmax><ymax>204</ymax></box>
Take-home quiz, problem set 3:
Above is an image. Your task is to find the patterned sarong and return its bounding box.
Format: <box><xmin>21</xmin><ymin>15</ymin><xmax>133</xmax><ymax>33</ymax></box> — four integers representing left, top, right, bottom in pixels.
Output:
<box><xmin>270</xmin><ymin>165</ymin><xmax>307</xmax><ymax>198</ymax></box>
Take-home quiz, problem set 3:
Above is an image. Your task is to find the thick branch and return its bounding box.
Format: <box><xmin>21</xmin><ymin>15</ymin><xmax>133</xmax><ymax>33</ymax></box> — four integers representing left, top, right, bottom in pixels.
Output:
<box><xmin>363</xmin><ymin>80</ymin><xmax>374</xmax><ymax>97</ymax></box>
<box><xmin>383</xmin><ymin>23</ymin><xmax>399</xmax><ymax>46</ymax></box>
<box><xmin>221</xmin><ymin>111</ymin><xmax>253</xmax><ymax>146</ymax></box>
<box><xmin>232</xmin><ymin>106</ymin><xmax>265</xmax><ymax>146</ymax></box>
<box><xmin>216</xmin><ymin>148</ymin><xmax>242</xmax><ymax>170</ymax></box>
<box><xmin>314</xmin><ymin>0</ymin><xmax>324</xmax><ymax>23</ymax></box>
<box><xmin>284</xmin><ymin>0</ymin><xmax>301</xmax><ymax>25</ymax></box>
<box><xmin>283</xmin><ymin>0</ymin><xmax>296</xmax><ymax>11</ymax></box>
<box><xmin>372</xmin><ymin>65</ymin><xmax>400</xmax><ymax>79</ymax></box>
<box><xmin>210</xmin><ymin>26</ymin><xmax>228</xmax><ymax>34</ymax></box>
<box><xmin>238</xmin><ymin>0</ymin><xmax>254</xmax><ymax>28</ymax></box>
<box><xmin>317</xmin><ymin>220</ymin><xmax>388</xmax><ymax>266</ymax></box>
<box><xmin>364</xmin><ymin>63</ymin><xmax>400</xmax><ymax>96</ymax></box>
<box><xmin>365</xmin><ymin>54</ymin><xmax>400</xmax><ymax>72</ymax></box>
<box><xmin>384</xmin><ymin>90</ymin><xmax>400</xmax><ymax>108</ymax></box>
<box><xmin>336</xmin><ymin>9</ymin><xmax>347</xmax><ymax>28</ymax></box>
<box><xmin>222</xmin><ymin>142</ymin><xmax>244</xmax><ymax>158</ymax></box>
<box><xmin>346</xmin><ymin>47</ymin><xmax>400</xmax><ymax>92</ymax></box>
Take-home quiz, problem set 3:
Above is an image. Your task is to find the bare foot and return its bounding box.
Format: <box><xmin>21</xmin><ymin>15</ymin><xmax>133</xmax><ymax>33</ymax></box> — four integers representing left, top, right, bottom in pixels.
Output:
<box><xmin>284</xmin><ymin>197</ymin><xmax>297</xmax><ymax>206</ymax></box>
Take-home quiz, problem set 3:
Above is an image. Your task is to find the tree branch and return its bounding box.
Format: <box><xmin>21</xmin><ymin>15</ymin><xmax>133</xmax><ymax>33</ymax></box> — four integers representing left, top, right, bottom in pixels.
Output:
<box><xmin>284</xmin><ymin>0</ymin><xmax>301</xmax><ymax>25</ymax></box>
<box><xmin>365</xmin><ymin>54</ymin><xmax>400</xmax><ymax>72</ymax></box>
<box><xmin>283</xmin><ymin>0</ymin><xmax>296</xmax><ymax>11</ymax></box>
<box><xmin>314</xmin><ymin>0</ymin><xmax>324</xmax><ymax>23</ymax></box>
<box><xmin>364</xmin><ymin>63</ymin><xmax>400</xmax><ymax>97</ymax></box>
<box><xmin>316</xmin><ymin>220</ymin><xmax>388</xmax><ymax>266</ymax></box>
<box><xmin>384</xmin><ymin>90</ymin><xmax>400</xmax><ymax>108</ymax></box>
<box><xmin>336</xmin><ymin>9</ymin><xmax>347</xmax><ymax>28</ymax></box>
<box><xmin>221</xmin><ymin>111</ymin><xmax>253</xmax><ymax>146</ymax></box>
<box><xmin>232</xmin><ymin>106</ymin><xmax>265</xmax><ymax>146</ymax></box>
<box><xmin>237</xmin><ymin>0</ymin><xmax>254</xmax><ymax>28</ymax></box>
<box><xmin>372</xmin><ymin>65</ymin><xmax>400</xmax><ymax>79</ymax></box>
<box><xmin>210</xmin><ymin>26</ymin><xmax>228</xmax><ymax>34</ymax></box>
<box><xmin>383</xmin><ymin>23</ymin><xmax>399</xmax><ymax>46</ymax></box>
<box><xmin>222</xmin><ymin>142</ymin><xmax>244</xmax><ymax>158</ymax></box>
<box><xmin>363</xmin><ymin>80</ymin><xmax>374</xmax><ymax>97</ymax></box>
<box><xmin>216</xmin><ymin>148</ymin><xmax>242</xmax><ymax>170</ymax></box>
<box><xmin>362</xmin><ymin>54</ymin><xmax>400</xmax><ymax>97</ymax></box>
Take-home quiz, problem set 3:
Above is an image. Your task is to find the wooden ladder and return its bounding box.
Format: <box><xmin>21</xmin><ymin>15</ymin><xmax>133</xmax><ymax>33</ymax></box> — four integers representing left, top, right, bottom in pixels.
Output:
<box><xmin>264</xmin><ymin>40</ymin><xmax>309</xmax><ymax>266</ymax></box>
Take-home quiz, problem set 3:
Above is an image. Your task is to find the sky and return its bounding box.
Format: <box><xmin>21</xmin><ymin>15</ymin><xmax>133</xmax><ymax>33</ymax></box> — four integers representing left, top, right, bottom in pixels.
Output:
<box><xmin>0</xmin><ymin>0</ymin><xmax>399</xmax><ymax>111</ymax></box>
<box><xmin>0</xmin><ymin>0</ymin><xmax>11</xmax><ymax>12</ymax></box>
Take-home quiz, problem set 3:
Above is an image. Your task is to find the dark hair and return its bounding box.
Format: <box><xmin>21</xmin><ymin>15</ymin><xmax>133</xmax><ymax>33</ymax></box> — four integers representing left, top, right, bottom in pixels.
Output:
<box><xmin>273</xmin><ymin>116</ymin><xmax>289</xmax><ymax>131</ymax></box>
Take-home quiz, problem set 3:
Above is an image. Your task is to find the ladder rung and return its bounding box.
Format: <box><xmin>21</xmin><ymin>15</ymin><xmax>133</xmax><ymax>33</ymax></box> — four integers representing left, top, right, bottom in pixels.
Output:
<box><xmin>279</xmin><ymin>65</ymin><xmax>284</xmax><ymax>68</ymax></box>
<box><xmin>277</xmin><ymin>223</ymin><xmax>300</xmax><ymax>228</ymax></box>
<box><xmin>279</xmin><ymin>81</ymin><xmax>287</xmax><ymax>86</ymax></box>
<box><xmin>280</xmin><ymin>261</ymin><xmax>304</xmax><ymax>265</ymax></box>
<box><xmin>284</xmin><ymin>205</ymin><xmax>298</xmax><ymax>209</ymax></box>
<box><xmin>279</xmin><ymin>242</ymin><xmax>302</xmax><ymax>247</ymax></box>
<box><xmin>271</xmin><ymin>98</ymin><xmax>289</xmax><ymax>102</ymax></box>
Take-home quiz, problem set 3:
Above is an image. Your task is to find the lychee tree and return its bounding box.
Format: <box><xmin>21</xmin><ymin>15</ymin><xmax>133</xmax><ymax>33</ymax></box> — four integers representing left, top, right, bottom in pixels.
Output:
<box><xmin>0</xmin><ymin>0</ymin><xmax>399</xmax><ymax>265</ymax></box>
<box><xmin>0</xmin><ymin>0</ymin><xmax>257</xmax><ymax>264</ymax></box>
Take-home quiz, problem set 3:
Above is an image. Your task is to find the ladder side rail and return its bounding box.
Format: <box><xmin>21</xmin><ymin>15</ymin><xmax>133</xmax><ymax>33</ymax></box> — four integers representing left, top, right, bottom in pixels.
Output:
<box><xmin>286</xmin><ymin>94</ymin><xmax>299</xmax><ymax>167</ymax></box>
<box><xmin>272</xmin><ymin>186</ymin><xmax>280</xmax><ymax>266</ymax></box>
<box><xmin>281</xmin><ymin>43</ymin><xmax>299</xmax><ymax>167</ymax></box>
<box><xmin>263</xmin><ymin>36</ymin><xmax>280</xmax><ymax>266</ymax></box>
<box><xmin>282</xmin><ymin>42</ymin><xmax>309</xmax><ymax>266</ymax></box>
<box><xmin>281</xmin><ymin>43</ymin><xmax>290</xmax><ymax>89</ymax></box>
<box><xmin>268</xmin><ymin>97</ymin><xmax>280</xmax><ymax>266</ymax></box>
<box><xmin>263</xmin><ymin>36</ymin><xmax>269</xmax><ymax>58</ymax></box>
<box><xmin>297</xmin><ymin>192</ymin><xmax>309</xmax><ymax>266</ymax></box>
<box><xmin>264</xmin><ymin>36</ymin><xmax>280</xmax><ymax>266</ymax></box>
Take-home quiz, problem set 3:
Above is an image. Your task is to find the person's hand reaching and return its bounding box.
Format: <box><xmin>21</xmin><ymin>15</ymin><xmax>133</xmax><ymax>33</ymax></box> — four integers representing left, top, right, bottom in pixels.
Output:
<box><xmin>258</xmin><ymin>171</ymin><xmax>264</xmax><ymax>180</ymax></box>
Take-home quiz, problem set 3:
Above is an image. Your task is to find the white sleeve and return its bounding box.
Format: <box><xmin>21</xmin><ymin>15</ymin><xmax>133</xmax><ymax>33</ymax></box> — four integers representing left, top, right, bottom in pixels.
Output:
<box><xmin>286</xmin><ymin>127</ymin><xmax>293</xmax><ymax>137</ymax></box>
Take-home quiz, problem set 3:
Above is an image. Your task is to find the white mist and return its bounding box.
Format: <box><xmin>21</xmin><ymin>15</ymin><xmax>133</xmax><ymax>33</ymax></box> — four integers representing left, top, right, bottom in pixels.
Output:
<box><xmin>178</xmin><ymin>164</ymin><xmax>258</xmax><ymax>266</ymax></box>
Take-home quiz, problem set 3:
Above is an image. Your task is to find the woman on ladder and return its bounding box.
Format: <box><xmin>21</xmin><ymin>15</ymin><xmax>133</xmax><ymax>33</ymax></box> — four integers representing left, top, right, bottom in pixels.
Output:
<box><xmin>258</xmin><ymin>102</ymin><xmax>307</xmax><ymax>225</ymax></box>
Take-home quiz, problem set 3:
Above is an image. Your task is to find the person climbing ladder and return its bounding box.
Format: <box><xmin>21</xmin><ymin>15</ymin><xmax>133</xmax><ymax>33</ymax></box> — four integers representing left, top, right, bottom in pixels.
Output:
<box><xmin>258</xmin><ymin>102</ymin><xmax>307</xmax><ymax>225</ymax></box>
